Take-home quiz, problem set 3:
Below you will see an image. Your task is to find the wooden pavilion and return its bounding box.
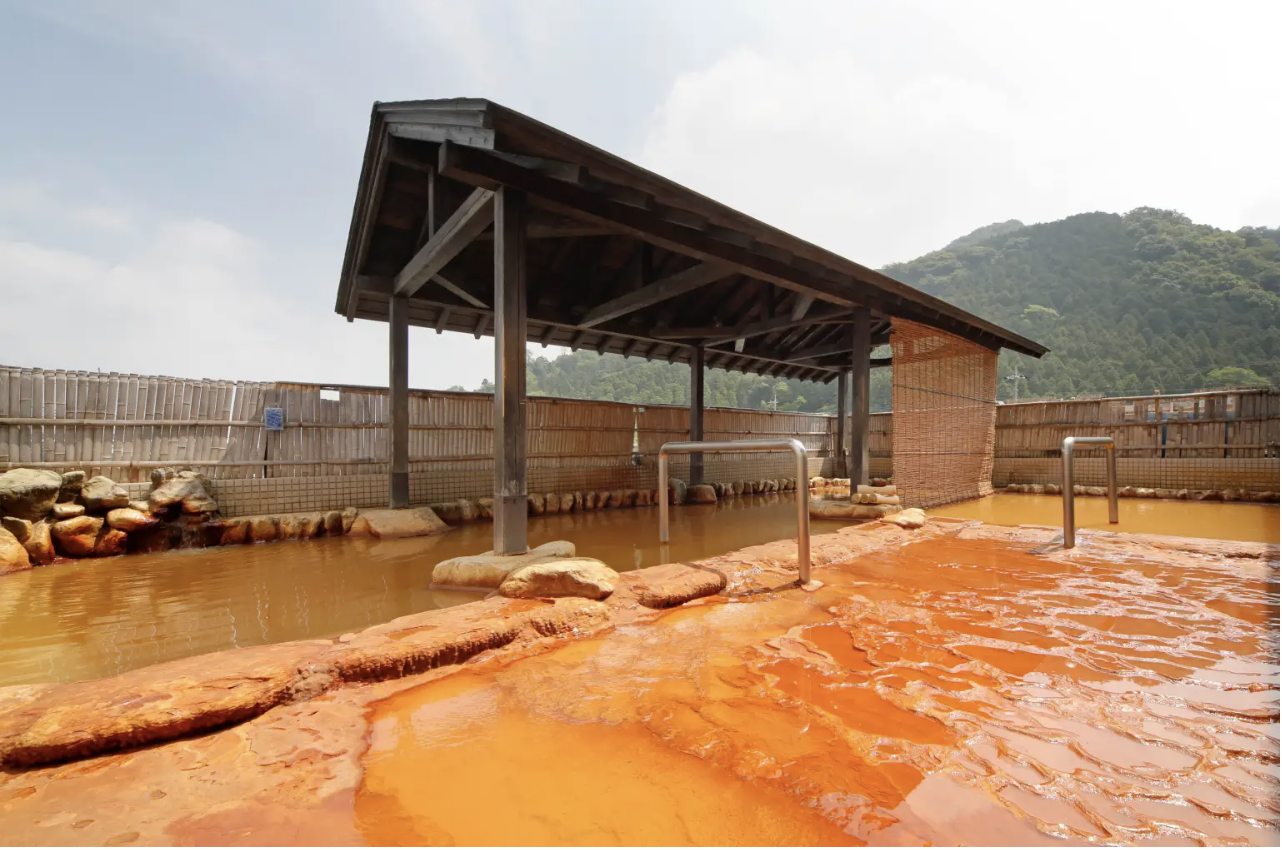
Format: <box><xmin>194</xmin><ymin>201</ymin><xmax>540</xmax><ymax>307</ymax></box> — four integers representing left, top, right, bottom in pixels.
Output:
<box><xmin>334</xmin><ymin>98</ymin><xmax>1046</xmax><ymax>554</ymax></box>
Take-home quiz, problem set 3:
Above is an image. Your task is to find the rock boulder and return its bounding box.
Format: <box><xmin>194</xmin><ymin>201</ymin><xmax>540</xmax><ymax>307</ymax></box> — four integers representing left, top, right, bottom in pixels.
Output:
<box><xmin>147</xmin><ymin>471</ymin><xmax>218</xmax><ymax>515</ymax></box>
<box><xmin>433</xmin><ymin>540</ymin><xmax>576</xmax><ymax>589</ymax></box>
<box><xmin>106</xmin><ymin>508</ymin><xmax>159</xmax><ymax>532</ymax></box>
<box><xmin>57</xmin><ymin>470</ymin><xmax>86</xmax><ymax>504</ymax></box>
<box><xmin>0</xmin><ymin>526</ymin><xmax>31</xmax><ymax>574</ymax></box>
<box><xmin>50</xmin><ymin>503</ymin><xmax>84</xmax><ymax>520</ymax></box>
<box><xmin>249</xmin><ymin>516</ymin><xmax>278</xmax><ymax>543</ymax></box>
<box><xmin>2</xmin><ymin>517</ymin><xmax>55</xmax><ymax>565</ymax></box>
<box><xmin>324</xmin><ymin>510</ymin><xmax>344</xmax><ymax>536</ymax></box>
<box><xmin>687</xmin><ymin>483</ymin><xmax>718</xmax><ymax>504</ymax></box>
<box><xmin>882</xmin><ymin>507</ymin><xmax>928</xmax><ymax>530</ymax></box>
<box><xmin>498</xmin><ymin>558</ymin><xmax>619</xmax><ymax>600</ymax></box>
<box><xmin>51</xmin><ymin>516</ymin><xmax>127</xmax><ymax>557</ymax></box>
<box><xmin>80</xmin><ymin>476</ymin><xmax>129</xmax><ymax>513</ymax></box>
<box><xmin>0</xmin><ymin>469</ymin><xmax>63</xmax><ymax>521</ymax></box>
<box><xmin>218</xmin><ymin>519</ymin><xmax>250</xmax><ymax>546</ymax></box>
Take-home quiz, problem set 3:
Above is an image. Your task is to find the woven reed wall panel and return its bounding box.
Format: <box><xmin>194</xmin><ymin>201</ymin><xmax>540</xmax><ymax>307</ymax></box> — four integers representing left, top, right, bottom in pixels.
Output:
<box><xmin>890</xmin><ymin>320</ymin><xmax>997</xmax><ymax>508</ymax></box>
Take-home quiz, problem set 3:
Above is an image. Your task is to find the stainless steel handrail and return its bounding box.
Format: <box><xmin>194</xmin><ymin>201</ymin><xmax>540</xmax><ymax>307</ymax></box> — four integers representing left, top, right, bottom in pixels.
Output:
<box><xmin>1061</xmin><ymin>436</ymin><xmax>1119</xmax><ymax>549</ymax></box>
<box><xmin>658</xmin><ymin>439</ymin><xmax>811</xmax><ymax>584</ymax></box>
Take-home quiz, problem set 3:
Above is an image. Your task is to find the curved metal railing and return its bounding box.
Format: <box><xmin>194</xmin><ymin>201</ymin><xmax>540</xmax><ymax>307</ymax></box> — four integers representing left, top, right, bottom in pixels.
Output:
<box><xmin>1061</xmin><ymin>436</ymin><xmax>1119</xmax><ymax>549</ymax></box>
<box><xmin>658</xmin><ymin>439</ymin><xmax>811</xmax><ymax>583</ymax></box>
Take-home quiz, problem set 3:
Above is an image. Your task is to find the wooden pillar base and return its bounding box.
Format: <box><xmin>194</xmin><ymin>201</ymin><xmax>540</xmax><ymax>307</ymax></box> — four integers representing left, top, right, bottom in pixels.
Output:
<box><xmin>390</xmin><ymin>472</ymin><xmax>409</xmax><ymax>508</ymax></box>
<box><xmin>389</xmin><ymin>293</ymin><xmax>410</xmax><ymax>509</ymax></box>
<box><xmin>850</xmin><ymin>306</ymin><xmax>872</xmax><ymax>493</ymax></box>
<box><xmin>494</xmin><ymin>496</ymin><xmax>528</xmax><ymax>555</ymax></box>
<box><xmin>689</xmin><ymin>346</ymin><xmax>705</xmax><ymax>485</ymax></box>
<box><xmin>836</xmin><ymin>369</ymin><xmax>849</xmax><ymax>479</ymax></box>
<box><xmin>493</xmin><ymin>187</ymin><xmax>529</xmax><ymax>555</ymax></box>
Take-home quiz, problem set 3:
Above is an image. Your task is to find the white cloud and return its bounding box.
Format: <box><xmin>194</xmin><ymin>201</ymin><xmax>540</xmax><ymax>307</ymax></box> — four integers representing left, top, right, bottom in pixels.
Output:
<box><xmin>0</xmin><ymin>211</ymin><xmax>498</xmax><ymax>390</ymax></box>
<box><xmin>639</xmin><ymin>1</ymin><xmax>1280</xmax><ymax>266</ymax></box>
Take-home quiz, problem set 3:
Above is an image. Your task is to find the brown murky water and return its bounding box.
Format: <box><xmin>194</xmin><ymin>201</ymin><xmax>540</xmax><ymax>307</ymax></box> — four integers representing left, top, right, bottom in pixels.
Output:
<box><xmin>929</xmin><ymin>494</ymin><xmax>1280</xmax><ymax>543</ymax></box>
<box><xmin>357</xmin><ymin>533</ymin><xmax>1279</xmax><ymax>846</ymax></box>
<box><xmin>0</xmin><ymin>495</ymin><xmax>842</xmax><ymax>687</ymax></box>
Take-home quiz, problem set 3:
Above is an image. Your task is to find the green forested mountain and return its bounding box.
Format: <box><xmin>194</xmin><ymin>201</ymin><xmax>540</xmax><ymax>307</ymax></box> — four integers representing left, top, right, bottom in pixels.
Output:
<box><xmin>887</xmin><ymin>208</ymin><xmax>1279</xmax><ymax>400</ymax></box>
<box><xmin>468</xmin><ymin>352</ymin><xmax>894</xmax><ymax>413</ymax></box>
<box><xmin>459</xmin><ymin>208</ymin><xmax>1278</xmax><ymax>409</ymax></box>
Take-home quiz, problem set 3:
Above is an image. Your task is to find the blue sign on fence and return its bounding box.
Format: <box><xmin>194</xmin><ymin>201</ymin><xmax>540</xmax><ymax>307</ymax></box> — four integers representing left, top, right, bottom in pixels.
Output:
<box><xmin>264</xmin><ymin>407</ymin><xmax>284</xmax><ymax>431</ymax></box>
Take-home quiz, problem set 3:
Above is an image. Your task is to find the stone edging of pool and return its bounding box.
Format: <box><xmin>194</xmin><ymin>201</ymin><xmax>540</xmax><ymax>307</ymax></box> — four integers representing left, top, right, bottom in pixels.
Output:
<box><xmin>0</xmin><ymin>516</ymin><xmax>953</xmax><ymax>769</ymax></box>
<box><xmin>1</xmin><ymin>466</ymin><xmax>824</xmax><ymax>576</ymax></box>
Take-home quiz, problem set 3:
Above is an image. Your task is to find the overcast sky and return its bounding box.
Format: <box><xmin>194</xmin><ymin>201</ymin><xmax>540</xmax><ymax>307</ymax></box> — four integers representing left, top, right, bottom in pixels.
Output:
<box><xmin>1</xmin><ymin>0</ymin><xmax>1277</xmax><ymax>390</ymax></box>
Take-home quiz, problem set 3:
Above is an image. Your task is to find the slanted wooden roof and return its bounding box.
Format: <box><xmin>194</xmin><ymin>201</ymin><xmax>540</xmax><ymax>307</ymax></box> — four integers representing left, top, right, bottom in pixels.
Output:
<box><xmin>335</xmin><ymin>98</ymin><xmax>1047</xmax><ymax>382</ymax></box>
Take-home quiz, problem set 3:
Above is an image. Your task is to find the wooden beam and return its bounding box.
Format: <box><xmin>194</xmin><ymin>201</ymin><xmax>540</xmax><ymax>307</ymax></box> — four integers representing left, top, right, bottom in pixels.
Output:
<box><xmin>345</xmin><ymin>136</ymin><xmax>391</xmax><ymax>321</ymax></box>
<box><xmin>703</xmin><ymin>309</ymin><xmax>847</xmax><ymax>346</ymax></box>
<box><xmin>791</xmin><ymin>294</ymin><xmax>814</xmax><ymax>321</ymax></box>
<box><xmin>493</xmin><ymin>187</ymin><xmax>528</xmax><ymax>555</ymax></box>
<box><xmin>850</xmin><ymin>307</ymin><xmax>871</xmax><ymax>489</ymax></box>
<box><xmin>394</xmin><ymin>187</ymin><xmax>494</xmax><ymax>297</ymax></box>
<box><xmin>690</xmin><ymin>346</ymin><xmax>705</xmax><ymax>485</ymax></box>
<box><xmin>539</xmin><ymin>324</ymin><xmax>557</xmax><ymax>347</ymax></box>
<box><xmin>780</xmin><ymin>341</ymin><xmax>854</xmax><ymax>363</ymax></box>
<box><xmin>650</xmin><ymin>324</ymin><xmax>737</xmax><ymax>340</ymax></box>
<box><xmin>476</xmin><ymin>220</ymin><xmax>615</xmax><ymax>240</ymax></box>
<box><xmin>434</xmin><ymin>306</ymin><xmax>451</xmax><ymax>334</ymax></box>
<box><xmin>578</xmin><ymin>262</ymin><xmax>733</xmax><ymax>328</ymax></box>
<box><xmin>432</xmin><ymin>272</ymin><xmax>488</xmax><ymax>309</ymax></box>
<box><xmin>389</xmin><ymin>295</ymin><xmax>410</xmax><ymax>508</ymax></box>
<box><xmin>836</xmin><ymin>369</ymin><xmax>848</xmax><ymax>479</ymax></box>
<box><xmin>489</xmin><ymin>150</ymin><xmax>585</xmax><ymax>184</ymax></box>
<box><xmin>473</xmin><ymin>313</ymin><xmax>490</xmax><ymax>339</ymax></box>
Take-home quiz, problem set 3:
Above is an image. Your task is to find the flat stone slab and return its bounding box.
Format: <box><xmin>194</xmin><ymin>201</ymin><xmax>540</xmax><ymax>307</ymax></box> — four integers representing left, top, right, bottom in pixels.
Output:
<box><xmin>348</xmin><ymin>507</ymin><xmax>449</xmax><ymax>539</ymax></box>
<box><xmin>618</xmin><ymin>563</ymin><xmax>727</xmax><ymax>609</ymax></box>
<box><xmin>431</xmin><ymin>540</ymin><xmax>575</xmax><ymax>589</ymax></box>
<box><xmin>0</xmin><ymin>640</ymin><xmax>334</xmax><ymax>768</ymax></box>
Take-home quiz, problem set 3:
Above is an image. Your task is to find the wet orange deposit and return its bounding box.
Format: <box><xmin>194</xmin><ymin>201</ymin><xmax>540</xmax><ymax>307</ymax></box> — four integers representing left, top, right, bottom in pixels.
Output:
<box><xmin>357</xmin><ymin>533</ymin><xmax>1279</xmax><ymax>846</ymax></box>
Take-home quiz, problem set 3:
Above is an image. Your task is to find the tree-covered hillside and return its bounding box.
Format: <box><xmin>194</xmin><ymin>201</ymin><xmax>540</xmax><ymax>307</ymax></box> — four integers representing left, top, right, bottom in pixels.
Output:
<box><xmin>889</xmin><ymin>208</ymin><xmax>1278</xmax><ymax>399</ymax></box>
<box><xmin>468</xmin><ymin>352</ymin><xmax>894</xmax><ymax>413</ymax></box>
<box><xmin>459</xmin><ymin>208</ymin><xmax>1278</xmax><ymax>409</ymax></box>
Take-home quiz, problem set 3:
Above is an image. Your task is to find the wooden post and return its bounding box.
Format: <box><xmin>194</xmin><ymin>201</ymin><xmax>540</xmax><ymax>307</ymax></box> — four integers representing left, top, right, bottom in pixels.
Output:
<box><xmin>493</xmin><ymin>187</ymin><xmax>529</xmax><ymax>554</ymax></box>
<box><xmin>850</xmin><ymin>306</ymin><xmax>871</xmax><ymax>493</ymax></box>
<box><xmin>835</xmin><ymin>369</ymin><xmax>848</xmax><ymax>478</ymax></box>
<box><xmin>689</xmin><ymin>345</ymin><xmax>705</xmax><ymax>484</ymax></box>
<box><xmin>389</xmin><ymin>295</ymin><xmax>410</xmax><ymax>508</ymax></box>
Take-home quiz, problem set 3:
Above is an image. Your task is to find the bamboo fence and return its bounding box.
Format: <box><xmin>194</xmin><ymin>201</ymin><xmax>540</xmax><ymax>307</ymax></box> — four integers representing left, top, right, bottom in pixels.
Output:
<box><xmin>1</xmin><ymin>365</ymin><xmax>1275</xmax><ymax>496</ymax></box>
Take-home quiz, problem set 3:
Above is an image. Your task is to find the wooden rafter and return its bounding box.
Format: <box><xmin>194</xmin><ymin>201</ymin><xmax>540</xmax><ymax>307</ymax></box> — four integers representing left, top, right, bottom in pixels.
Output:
<box><xmin>578</xmin><ymin>261</ymin><xmax>733</xmax><ymax>328</ymax></box>
<box><xmin>394</xmin><ymin>187</ymin><xmax>495</xmax><ymax>297</ymax></box>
